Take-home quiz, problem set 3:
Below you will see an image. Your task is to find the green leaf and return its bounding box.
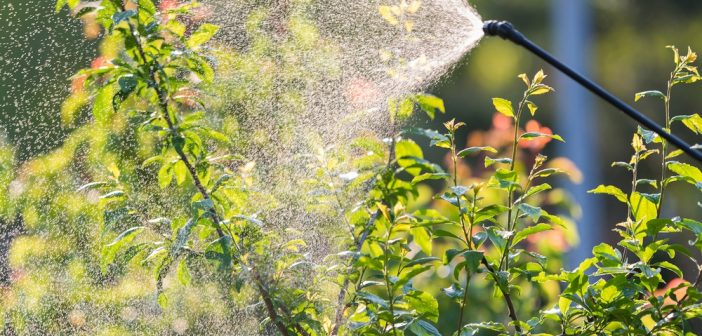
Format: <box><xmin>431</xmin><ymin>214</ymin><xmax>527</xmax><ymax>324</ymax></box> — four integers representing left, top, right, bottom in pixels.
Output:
<box><xmin>356</xmin><ymin>291</ymin><xmax>388</xmax><ymax>308</ymax></box>
<box><xmin>55</xmin><ymin>0</ymin><xmax>67</xmax><ymax>12</ymax></box>
<box><xmin>486</xmin><ymin>227</ymin><xmax>511</xmax><ymax>251</ymax></box>
<box><xmin>396</xmin><ymin>139</ymin><xmax>424</xmax><ymax>175</ymax></box>
<box><xmin>473</xmin><ymin>204</ymin><xmax>509</xmax><ymax>223</ymax></box>
<box><xmin>630</xmin><ymin>192</ymin><xmax>657</xmax><ymax>223</ymax></box>
<box><xmin>407</xmin><ymin>319</ymin><xmax>441</xmax><ymax>336</ymax></box>
<box><xmin>411</xmin><ymin>226</ymin><xmax>432</xmax><ymax>255</ymax></box>
<box><xmin>113</xmin><ymin>10</ymin><xmax>136</xmax><ymax>24</ymax></box>
<box><xmin>588</xmin><ymin>185</ymin><xmax>628</xmax><ymax>203</ymax></box>
<box><xmin>396</xmin><ymin>265</ymin><xmax>432</xmax><ymax>289</ymax></box>
<box><xmin>657</xmin><ymin>261</ymin><xmax>683</xmax><ymax>278</ymax></box>
<box><xmin>173</xmin><ymin>218</ymin><xmax>198</xmax><ymax>254</ymax></box>
<box><xmin>93</xmin><ymin>84</ymin><xmax>116</xmax><ymax>123</ymax></box>
<box><xmin>414</xmin><ymin>94</ymin><xmax>445</xmax><ymax>120</ymax></box>
<box><xmin>668</xmin><ymin>161</ymin><xmax>702</xmax><ymax>183</ymax></box>
<box><xmin>157</xmin><ymin>292</ymin><xmax>169</xmax><ymax>308</ymax></box>
<box><xmin>635</xmin><ymin>90</ymin><xmax>666</xmax><ymax>102</ymax></box>
<box><xmin>412</xmin><ymin>173</ymin><xmax>449</xmax><ymax>184</ymax></box>
<box><xmin>644</xmin><ymin>219</ymin><xmax>671</xmax><ymax>236</ymax></box>
<box><xmin>518</xmin><ymin>183</ymin><xmax>551</xmax><ymax>201</ymax></box>
<box><xmin>532</xmin><ymin>168</ymin><xmax>565</xmax><ymax>179</ymax></box>
<box><xmin>434</xmin><ymin>230</ymin><xmax>465</xmax><ymax>242</ymax></box>
<box><xmin>457</xmin><ymin>146</ymin><xmax>497</xmax><ymax>157</ymax></box>
<box><xmin>405</xmin><ymin>257</ymin><xmax>440</xmax><ymax>268</ymax></box>
<box><xmin>166</xmin><ymin>19</ymin><xmax>187</xmax><ymax>37</ymax></box>
<box><xmin>592</xmin><ymin>243</ymin><xmax>621</xmax><ymax>267</ymax></box>
<box><xmin>492</xmin><ymin>98</ymin><xmax>514</xmax><ymax>118</ymax></box>
<box><xmin>100</xmin><ymin>190</ymin><xmax>125</xmax><ymax>199</ymax></box>
<box><xmin>406</xmin><ymin>291</ymin><xmax>439</xmax><ymax>323</ymax></box>
<box><xmin>137</xmin><ymin>0</ymin><xmax>157</xmax><ymax>15</ymax></box>
<box><xmin>520</xmin><ymin>132</ymin><xmax>564</xmax><ymax>142</ymax></box>
<box><xmin>395</xmin><ymin>97</ymin><xmax>415</xmax><ymax>120</ymax></box>
<box><xmin>670</xmin><ymin>113</ymin><xmax>702</xmax><ymax>134</ymax></box>
<box><xmin>77</xmin><ymin>181</ymin><xmax>108</xmax><ymax>192</ymax></box>
<box><xmin>444</xmin><ymin>248</ymin><xmax>466</xmax><ymax>264</ymax></box>
<box><xmin>526</xmin><ymin>100</ymin><xmax>538</xmax><ymax>116</ymax></box>
<box><xmin>517</xmin><ymin>203</ymin><xmax>541</xmax><ymax>222</ymax></box>
<box><xmin>176</xmin><ymin>258</ymin><xmax>192</xmax><ymax>286</ymax></box>
<box><xmin>173</xmin><ymin>160</ymin><xmax>188</xmax><ymax>185</ymax></box>
<box><xmin>637</xmin><ymin>126</ymin><xmax>659</xmax><ymax>144</ymax></box>
<box><xmin>102</xmin><ymin>227</ymin><xmax>145</xmax><ymax>270</ymax></box>
<box><xmin>484</xmin><ymin>157</ymin><xmax>512</xmax><ymax>168</ymax></box>
<box><xmin>158</xmin><ymin>162</ymin><xmax>173</xmax><ymax>188</ymax></box>
<box><xmin>442</xmin><ymin>283</ymin><xmax>464</xmax><ymax>300</ymax></box>
<box><xmin>187</xmin><ymin>56</ymin><xmax>216</xmax><ymax>83</ymax></box>
<box><xmin>187</xmin><ymin>23</ymin><xmax>220</xmax><ymax>49</ymax></box>
<box><xmin>192</xmin><ymin>199</ymin><xmax>215</xmax><ymax>213</ymax></box>
<box><xmin>512</xmin><ymin>223</ymin><xmax>551</xmax><ymax>246</ymax></box>
<box><xmin>462</xmin><ymin>250</ymin><xmax>484</xmax><ymax>273</ymax></box>
<box><xmin>461</xmin><ymin>322</ymin><xmax>507</xmax><ymax>335</ymax></box>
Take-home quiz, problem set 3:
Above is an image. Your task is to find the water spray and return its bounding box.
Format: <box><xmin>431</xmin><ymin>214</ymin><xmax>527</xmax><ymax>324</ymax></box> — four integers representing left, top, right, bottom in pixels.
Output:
<box><xmin>483</xmin><ymin>20</ymin><xmax>702</xmax><ymax>164</ymax></box>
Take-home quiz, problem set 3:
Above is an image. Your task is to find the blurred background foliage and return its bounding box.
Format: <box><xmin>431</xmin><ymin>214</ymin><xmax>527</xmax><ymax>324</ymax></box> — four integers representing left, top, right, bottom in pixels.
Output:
<box><xmin>1</xmin><ymin>0</ymin><xmax>702</xmax><ymax>334</ymax></box>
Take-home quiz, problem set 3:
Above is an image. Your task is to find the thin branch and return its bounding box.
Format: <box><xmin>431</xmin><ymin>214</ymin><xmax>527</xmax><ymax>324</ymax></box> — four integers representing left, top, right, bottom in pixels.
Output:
<box><xmin>331</xmin><ymin>210</ymin><xmax>380</xmax><ymax>335</ymax></box>
<box><xmin>481</xmin><ymin>257</ymin><xmax>522</xmax><ymax>334</ymax></box>
<box><xmin>117</xmin><ymin>5</ymin><xmax>298</xmax><ymax>335</ymax></box>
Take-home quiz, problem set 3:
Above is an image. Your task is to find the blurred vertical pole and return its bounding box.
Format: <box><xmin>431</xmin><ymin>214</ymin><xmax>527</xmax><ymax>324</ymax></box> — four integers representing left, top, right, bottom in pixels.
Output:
<box><xmin>552</xmin><ymin>0</ymin><xmax>602</xmax><ymax>267</ymax></box>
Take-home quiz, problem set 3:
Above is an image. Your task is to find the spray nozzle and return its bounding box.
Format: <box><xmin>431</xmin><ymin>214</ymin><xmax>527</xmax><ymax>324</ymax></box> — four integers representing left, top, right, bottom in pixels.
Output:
<box><xmin>482</xmin><ymin>20</ymin><xmax>525</xmax><ymax>44</ymax></box>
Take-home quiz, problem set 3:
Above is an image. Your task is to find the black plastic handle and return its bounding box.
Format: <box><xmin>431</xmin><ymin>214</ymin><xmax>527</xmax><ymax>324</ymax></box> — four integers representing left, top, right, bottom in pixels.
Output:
<box><xmin>483</xmin><ymin>20</ymin><xmax>702</xmax><ymax>164</ymax></box>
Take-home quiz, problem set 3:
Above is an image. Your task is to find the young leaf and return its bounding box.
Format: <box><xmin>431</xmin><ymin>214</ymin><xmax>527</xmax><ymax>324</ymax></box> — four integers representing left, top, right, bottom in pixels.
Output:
<box><xmin>457</xmin><ymin>146</ymin><xmax>497</xmax><ymax>157</ymax></box>
<box><xmin>512</xmin><ymin>223</ymin><xmax>551</xmax><ymax>246</ymax></box>
<box><xmin>668</xmin><ymin>161</ymin><xmax>702</xmax><ymax>183</ymax></box>
<box><xmin>102</xmin><ymin>227</ymin><xmax>146</xmax><ymax>269</ymax></box>
<box><xmin>671</xmin><ymin>114</ymin><xmax>702</xmax><ymax>134</ymax></box>
<box><xmin>634</xmin><ymin>90</ymin><xmax>666</xmax><ymax>102</ymax></box>
<box><xmin>415</xmin><ymin>94</ymin><xmax>445</xmax><ymax>120</ymax></box>
<box><xmin>186</xmin><ymin>23</ymin><xmax>220</xmax><ymax>49</ymax></box>
<box><xmin>517</xmin><ymin>203</ymin><xmax>541</xmax><ymax>222</ymax></box>
<box><xmin>492</xmin><ymin>98</ymin><xmax>514</xmax><ymax>118</ymax></box>
<box><xmin>630</xmin><ymin>192</ymin><xmax>657</xmax><ymax>223</ymax></box>
<box><xmin>158</xmin><ymin>162</ymin><xmax>173</xmax><ymax>188</ymax></box>
<box><xmin>173</xmin><ymin>160</ymin><xmax>188</xmax><ymax>185</ymax></box>
<box><xmin>411</xmin><ymin>226</ymin><xmax>432</xmax><ymax>255</ymax></box>
<box><xmin>462</xmin><ymin>250</ymin><xmax>484</xmax><ymax>274</ymax></box>
<box><xmin>407</xmin><ymin>319</ymin><xmax>441</xmax><ymax>336</ymax></box>
<box><xmin>520</xmin><ymin>132</ymin><xmax>564</xmax><ymax>142</ymax></box>
<box><xmin>176</xmin><ymin>258</ymin><xmax>192</xmax><ymax>286</ymax></box>
<box><xmin>412</xmin><ymin>173</ymin><xmax>449</xmax><ymax>184</ymax></box>
<box><xmin>526</xmin><ymin>100</ymin><xmax>538</xmax><ymax>116</ymax></box>
<box><xmin>588</xmin><ymin>185</ymin><xmax>628</xmax><ymax>203</ymax></box>
<box><xmin>93</xmin><ymin>84</ymin><xmax>116</xmax><ymax>123</ymax></box>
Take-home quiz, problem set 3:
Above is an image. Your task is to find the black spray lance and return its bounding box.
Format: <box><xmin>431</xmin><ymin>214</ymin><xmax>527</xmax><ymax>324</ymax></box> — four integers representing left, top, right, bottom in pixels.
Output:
<box><xmin>483</xmin><ymin>20</ymin><xmax>702</xmax><ymax>163</ymax></box>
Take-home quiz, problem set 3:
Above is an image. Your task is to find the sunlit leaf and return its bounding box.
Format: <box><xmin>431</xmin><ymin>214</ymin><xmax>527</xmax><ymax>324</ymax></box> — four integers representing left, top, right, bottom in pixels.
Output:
<box><xmin>492</xmin><ymin>98</ymin><xmax>514</xmax><ymax>118</ymax></box>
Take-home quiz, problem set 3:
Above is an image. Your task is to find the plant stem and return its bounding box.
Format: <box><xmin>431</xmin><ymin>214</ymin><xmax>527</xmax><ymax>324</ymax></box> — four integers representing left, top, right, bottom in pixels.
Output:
<box><xmin>457</xmin><ymin>273</ymin><xmax>471</xmax><ymax>331</ymax></box>
<box><xmin>481</xmin><ymin>257</ymin><xmax>522</xmax><ymax>334</ymax></box>
<box><xmin>450</xmin><ymin>131</ymin><xmax>475</xmax><ymax>329</ymax></box>
<box><xmin>500</xmin><ymin>96</ymin><xmax>527</xmax><ymax>271</ymax></box>
<box><xmin>331</xmin><ymin>210</ymin><xmax>380</xmax><ymax>335</ymax></box>
<box><xmin>384</xmin><ymin>223</ymin><xmax>399</xmax><ymax>336</ymax></box>
<box><xmin>658</xmin><ymin>77</ymin><xmax>674</xmax><ymax>217</ymax></box>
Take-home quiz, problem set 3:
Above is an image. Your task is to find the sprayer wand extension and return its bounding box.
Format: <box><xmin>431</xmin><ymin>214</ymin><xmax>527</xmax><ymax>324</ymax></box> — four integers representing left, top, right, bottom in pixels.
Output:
<box><xmin>483</xmin><ymin>20</ymin><xmax>702</xmax><ymax>164</ymax></box>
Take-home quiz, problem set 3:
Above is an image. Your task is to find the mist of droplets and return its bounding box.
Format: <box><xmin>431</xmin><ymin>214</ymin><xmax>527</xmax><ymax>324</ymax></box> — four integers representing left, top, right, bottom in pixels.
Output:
<box><xmin>201</xmin><ymin>0</ymin><xmax>483</xmax><ymax>252</ymax></box>
<box><xmin>1</xmin><ymin>0</ymin><xmax>484</xmax><ymax>334</ymax></box>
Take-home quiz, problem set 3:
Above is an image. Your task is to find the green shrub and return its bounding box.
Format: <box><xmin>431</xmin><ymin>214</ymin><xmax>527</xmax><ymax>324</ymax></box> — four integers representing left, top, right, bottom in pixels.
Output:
<box><xmin>2</xmin><ymin>1</ymin><xmax>701</xmax><ymax>335</ymax></box>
